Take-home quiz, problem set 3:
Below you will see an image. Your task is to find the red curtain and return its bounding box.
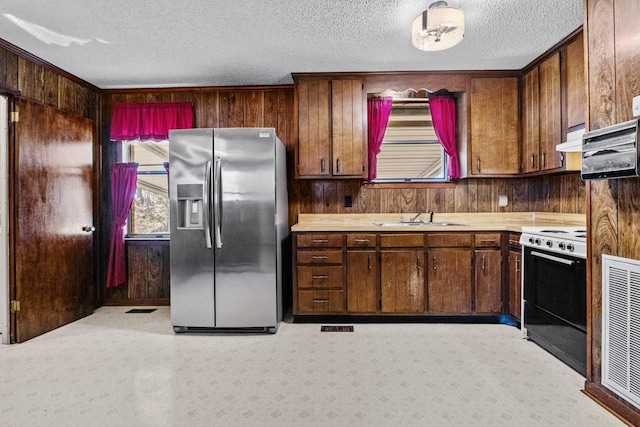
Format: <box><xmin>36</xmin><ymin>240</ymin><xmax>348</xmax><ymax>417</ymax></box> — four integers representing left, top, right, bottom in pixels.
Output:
<box><xmin>109</xmin><ymin>102</ymin><xmax>193</xmax><ymax>141</ymax></box>
<box><xmin>429</xmin><ymin>90</ymin><xmax>460</xmax><ymax>180</ymax></box>
<box><xmin>106</xmin><ymin>163</ymin><xmax>139</xmax><ymax>288</ymax></box>
<box><xmin>367</xmin><ymin>96</ymin><xmax>394</xmax><ymax>180</ymax></box>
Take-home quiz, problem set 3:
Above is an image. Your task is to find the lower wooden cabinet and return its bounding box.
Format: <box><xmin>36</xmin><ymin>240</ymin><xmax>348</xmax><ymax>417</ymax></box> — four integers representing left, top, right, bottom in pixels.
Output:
<box><xmin>427</xmin><ymin>248</ymin><xmax>473</xmax><ymax>314</ymax></box>
<box><xmin>295</xmin><ymin>233</ymin><xmax>345</xmax><ymax>314</ymax></box>
<box><xmin>474</xmin><ymin>233</ymin><xmax>503</xmax><ymax>313</ymax></box>
<box><xmin>346</xmin><ymin>250</ymin><xmax>378</xmax><ymax>313</ymax></box>
<box><xmin>293</xmin><ymin>231</ymin><xmax>509</xmax><ymax>317</ymax></box>
<box><xmin>475</xmin><ymin>249</ymin><xmax>503</xmax><ymax>313</ymax></box>
<box><xmin>381</xmin><ymin>250</ymin><xmax>425</xmax><ymax>313</ymax></box>
<box><xmin>298</xmin><ymin>290</ymin><xmax>345</xmax><ymax>313</ymax></box>
<box><xmin>508</xmin><ymin>235</ymin><xmax>522</xmax><ymax>320</ymax></box>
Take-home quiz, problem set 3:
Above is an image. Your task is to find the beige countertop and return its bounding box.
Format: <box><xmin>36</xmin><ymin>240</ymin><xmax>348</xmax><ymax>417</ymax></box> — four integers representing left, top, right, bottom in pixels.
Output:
<box><xmin>291</xmin><ymin>212</ymin><xmax>586</xmax><ymax>233</ymax></box>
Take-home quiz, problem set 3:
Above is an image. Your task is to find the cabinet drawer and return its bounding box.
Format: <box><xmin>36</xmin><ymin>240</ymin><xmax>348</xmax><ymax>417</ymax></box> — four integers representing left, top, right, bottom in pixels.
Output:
<box><xmin>296</xmin><ymin>234</ymin><xmax>343</xmax><ymax>248</ymax></box>
<box><xmin>297</xmin><ymin>266</ymin><xmax>343</xmax><ymax>288</ymax></box>
<box><xmin>426</xmin><ymin>233</ymin><xmax>473</xmax><ymax>247</ymax></box>
<box><xmin>380</xmin><ymin>234</ymin><xmax>424</xmax><ymax>248</ymax></box>
<box><xmin>509</xmin><ymin>233</ymin><xmax>521</xmax><ymax>249</ymax></box>
<box><xmin>297</xmin><ymin>250</ymin><xmax>343</xmax><ymax>264</ymax></box>
<box><xmin>346</xmin><ymin>234</ymin><xmax>376</xmax><ymax>248</ymax></box>
<box><xmin>298</xmin><ymin>290</ymin><xmax>345</xmax><ymax>313</ymax></box>
<box><xmin>474</xmin><ymin>233</ymin><xmax>502</xmax><ymax>247</ymax></box>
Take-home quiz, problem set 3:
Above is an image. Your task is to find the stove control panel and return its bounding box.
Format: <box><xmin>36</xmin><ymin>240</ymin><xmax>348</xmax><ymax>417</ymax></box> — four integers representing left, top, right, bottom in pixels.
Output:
<box><xmin>519</xmin><ymin>233</ymin><xmax>586</xmax><ymax>258</ymax></box>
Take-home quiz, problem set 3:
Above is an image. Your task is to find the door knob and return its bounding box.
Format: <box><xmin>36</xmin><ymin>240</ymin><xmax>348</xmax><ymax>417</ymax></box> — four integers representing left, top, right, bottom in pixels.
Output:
<box><xmin>82</xmin><ymin>225</ymin><xmax>96</xmax><ymax>232</ymax></box>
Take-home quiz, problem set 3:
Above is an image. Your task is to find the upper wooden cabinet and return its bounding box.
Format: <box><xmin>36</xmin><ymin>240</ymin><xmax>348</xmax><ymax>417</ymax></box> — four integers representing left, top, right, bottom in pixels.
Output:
<box><xmin>520</xmin><ymin>31</ymin><xmax>585</xmax><ymax>175</ymax></box>
<box><xmin>565</xmin><ymin>32</ymin><xmax>586</xmax><ymax>130</ymax></box>
<box><xmin>521</xmin><ymin>67</ymin><xmax>540</xmax><ymax>174</ymax></box>
<box><xmin>521</xmin><ymin>52</ymin><xmax>563</xmax><ymax>173</ymax></box>
<box><xmin>538</xmin><ymin>52</ymin><xmax>563</xmax><ymax>171</ymax></box>
<box><xmin>469</xmin><ymin>77</ymin><xmax>520</xmax><ymax>175</ymax></box>
<box><xmin>296</xmin><ymin>78</ymin><xmax>366</xmax><ymax>179</ymax></box>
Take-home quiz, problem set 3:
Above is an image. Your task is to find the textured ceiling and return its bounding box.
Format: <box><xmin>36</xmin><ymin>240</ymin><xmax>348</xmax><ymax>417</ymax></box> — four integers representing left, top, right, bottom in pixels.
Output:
<box><xmin>0</xmin><ymin>0</ymin><xmax>583</xmax><ymax>89</ymax></box>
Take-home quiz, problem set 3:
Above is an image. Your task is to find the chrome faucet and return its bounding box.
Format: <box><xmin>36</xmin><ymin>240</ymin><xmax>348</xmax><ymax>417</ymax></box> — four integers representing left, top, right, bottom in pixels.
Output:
<box><xmin>409</xmin><ymin>209</ymin><xmax>434</xmax><ymax>223</ymax></box>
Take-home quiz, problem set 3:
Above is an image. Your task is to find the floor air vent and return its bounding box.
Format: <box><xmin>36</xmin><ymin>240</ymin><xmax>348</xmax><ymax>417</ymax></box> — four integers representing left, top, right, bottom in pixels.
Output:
<box><xmin>126</xmin><ymin>308</ymin><xmax>157</xmax><ymax>314</ymax></box>
<box><xmin>321</xmin><ymin>325</ymin><xmax>354</xmax><ymax>332</ymax></box>
<box><xmin>602</xmin><ymin>255</ymin><xmax>640</xmax><ymax>409</ymax></box>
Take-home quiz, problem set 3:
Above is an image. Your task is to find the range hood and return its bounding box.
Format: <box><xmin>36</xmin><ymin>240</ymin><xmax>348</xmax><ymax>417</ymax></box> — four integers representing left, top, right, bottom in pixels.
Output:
<box><xmin>556</xmin><ymin>127</ymin><xmax>586</xmax><ymax>152</ymax></box>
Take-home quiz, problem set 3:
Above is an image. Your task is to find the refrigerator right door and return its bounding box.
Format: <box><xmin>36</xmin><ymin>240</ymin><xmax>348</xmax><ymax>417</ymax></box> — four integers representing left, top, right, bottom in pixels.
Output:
<box><xmin>213</xmin><ymin>128</ymin><xmax>278</xmax><ymax>328</ymax></box>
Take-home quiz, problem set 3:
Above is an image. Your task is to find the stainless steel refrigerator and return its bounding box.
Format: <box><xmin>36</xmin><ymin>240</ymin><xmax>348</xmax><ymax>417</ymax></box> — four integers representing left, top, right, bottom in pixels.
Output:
<box><xmin>168</xmin><ymin>128</ymin><xmax>288</xmax><ymax>333</ymax></box>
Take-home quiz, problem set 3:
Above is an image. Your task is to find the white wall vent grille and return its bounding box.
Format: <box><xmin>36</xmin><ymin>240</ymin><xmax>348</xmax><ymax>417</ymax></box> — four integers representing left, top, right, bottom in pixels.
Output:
<box><xmin>602</xmin><ymin>254</ymin><xmax>640</xmax><ymax>409</ymax></box>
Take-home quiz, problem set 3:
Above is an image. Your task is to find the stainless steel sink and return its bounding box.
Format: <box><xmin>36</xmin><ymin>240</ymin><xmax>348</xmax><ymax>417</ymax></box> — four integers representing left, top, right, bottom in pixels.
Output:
<box><xmin>374</xmin><ymin>221</ymin><xmax>467</xmax><ymax>227</ymax></box>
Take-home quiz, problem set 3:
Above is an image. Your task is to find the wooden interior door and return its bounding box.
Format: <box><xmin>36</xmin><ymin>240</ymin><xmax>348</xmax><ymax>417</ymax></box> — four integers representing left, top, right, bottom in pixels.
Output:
<box><xmin>12</xmin><ymin>99</ymin><xmax>94</xmax><ymax>342</ymax></box>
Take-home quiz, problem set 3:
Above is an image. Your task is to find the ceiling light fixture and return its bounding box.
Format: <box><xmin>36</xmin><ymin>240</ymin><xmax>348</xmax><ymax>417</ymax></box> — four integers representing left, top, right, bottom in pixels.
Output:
<box><xmin>412</xmin><ymin>1</ymin><xmax>465</xmax><ymax>51</ymax></box>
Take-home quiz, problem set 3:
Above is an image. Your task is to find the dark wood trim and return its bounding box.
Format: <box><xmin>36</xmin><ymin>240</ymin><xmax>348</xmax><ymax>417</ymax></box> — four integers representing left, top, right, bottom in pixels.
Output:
<box><xmin>103</xmin><ymin>84</ymin><xmax>294</xmax><ymax>94</ymax></box>
<box><xmin>0</xmin><ymin>38</ymin><xmax>101</xmax><ymax>92</ymax></box>
<box><xmin>102</xmin><ymin>298</ymin><xmax>169</xmax><ymax>306</ymax></box>
<box><xmin>292</xmin><ymin>70</ymin><xmax>520</xmax><ymax>82</ymax></box>
<box><xmin>583</xmin><ymin>382</ymin><xmax>639</xmax><ymax>426</ymax></box>
<box><xmin>0</xmin><ymin>84</ymin><xmax>20</xmax><ymax>97</ymax></box>
<box><xmin>520</xmin><ymin>26</ymin><xmax>585</xmax><ymax>76</ymax></box>
<box><xmin>362</xmin><ymin>182</ymin><xmax>457</xmax><ymax>189</ymax></box>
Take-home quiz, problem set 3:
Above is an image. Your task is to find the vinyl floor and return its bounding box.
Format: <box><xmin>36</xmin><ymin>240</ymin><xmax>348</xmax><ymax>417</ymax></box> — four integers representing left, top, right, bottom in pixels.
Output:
<box><xmin>0</xmin><ymin>306</ymin><xmax>626</xmax><ymax>426</ymax></box>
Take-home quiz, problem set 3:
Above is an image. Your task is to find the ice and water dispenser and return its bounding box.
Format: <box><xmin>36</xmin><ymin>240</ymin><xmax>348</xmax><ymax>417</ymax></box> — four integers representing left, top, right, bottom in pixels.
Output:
<box><xmin>177</xmin><ymin>183</ymin><xmax>204</xmax><ymax>229</ymax></box>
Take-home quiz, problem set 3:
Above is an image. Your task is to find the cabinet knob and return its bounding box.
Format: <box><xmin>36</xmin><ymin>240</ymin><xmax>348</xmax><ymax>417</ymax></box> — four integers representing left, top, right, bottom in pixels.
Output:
<box><xmin>541</xmin><ymin>151</ymin><xmax>546</xmax><ymax>168</ymax></box>
<box><xmin>82</xmin><ymin>225</ymin><xmax>96</xmax><ymax>232</ymax></box>
<box><xmin>432</xmin><ymin>254</ymin><xmax>437</xmax><ymax>270</ymax></box>
<box><xmin>321</xmin><ymin>158</ymin><xmax>326</xmax><ymax>172</ymax></box>
<box><xmin>530</xmin><ymin>154</ymin><xmax>535</xmax><ymax>169</ymax></box>
<box><xmin>481</xmin><ymin>254</ymin><xmax>486</xmax><ymax>270</ymax></box>
<box><xmin>336</xmin><ymin>157</ymin><xmax>340</xmax><ymax>173</ymax></box>
<box><xmin>477</xmin><ymin>157</ymin><xmax>481</xmax><ymax>173</ymax></box>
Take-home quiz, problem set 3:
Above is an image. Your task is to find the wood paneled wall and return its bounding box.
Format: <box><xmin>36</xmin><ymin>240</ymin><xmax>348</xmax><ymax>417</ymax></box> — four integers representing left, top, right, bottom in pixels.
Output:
<box><xmin>583</xmin><ymin>0</ymin><xmax>640</xmax><ymax>423</ymax></box>
<box><xmin>0</xmin><ymin>45</ymin><xmax>98</xmax><ymax>118</ymax></box>
<box><xmin>291</xmin><ymin>174</ymin><xmax>585</xmax><ymax>217</ymax></box>
<box><xmin>100</xmin><ymin>85</ymin><xmax>586</xmax><ymax>304</ymax></box>
<box><xmin>100</xmin><ymin>87</ymin><xmax>296</xmax><ymax>304</ymax></box>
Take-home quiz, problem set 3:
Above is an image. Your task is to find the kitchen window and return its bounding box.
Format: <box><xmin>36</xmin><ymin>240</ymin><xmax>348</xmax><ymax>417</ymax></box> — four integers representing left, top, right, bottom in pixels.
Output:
<box><xmin>374</xmin><ymin>98</ymin><xmax>446</xmax><ymax>182</ymax></box>
<box><xmin>123</xmin><ymin>140</ymin><xmax>169</xmax><ymax>237</ymax></box>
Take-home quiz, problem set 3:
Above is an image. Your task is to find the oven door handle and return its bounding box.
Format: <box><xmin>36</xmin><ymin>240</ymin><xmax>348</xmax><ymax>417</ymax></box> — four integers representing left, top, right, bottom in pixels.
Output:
<box><xmin>530</xmin><ymin>250</ymin><xmax>576</xmax><ymax>266</ymax></box>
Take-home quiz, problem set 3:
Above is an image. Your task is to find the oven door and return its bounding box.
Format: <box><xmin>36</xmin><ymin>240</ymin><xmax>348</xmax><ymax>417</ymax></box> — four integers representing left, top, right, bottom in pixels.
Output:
<box><xmin>522</xmin><ymin>246</ymin><xmax>586</xmax><ymax>375</ymax></box>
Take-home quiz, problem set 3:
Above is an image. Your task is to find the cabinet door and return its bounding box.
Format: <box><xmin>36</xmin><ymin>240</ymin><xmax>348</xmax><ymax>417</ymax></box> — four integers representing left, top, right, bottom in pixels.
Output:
<box><xmin>347</xmin><ymin>250</ymin><xmax>378</xmax><ymax>313</ymax></box>
<box><xmin>565</xmin><ymin>33</ymin><xmax>586</xmax><ymax>129</ymax></box>
<box><xmin>470</xmin><ymin>78</ymin><xmax>519</xmax><ymax>175</ymax></box>
<box><xmin>427</xmin><ymin>249</ymin><xmax>472</xmax><ymax>314</ymax></box>
<box><xmin>475</xmin><ymin>249</ymin><xmax>502</xmax><ymax>313</ymax></box>
<box><xmin>332</xmin><ymin>79</ymin><xmax>365</xmax><ymax>177</ymax></box>
<box><xmin>521</xmin><ymin>67</ymin><xmax>540</xmax><ymax>173</ymax></box>
<box><xmin>538</xmin><ymin>52</ymin><xmax>562</xmax><ymax>170</ymax></box>
<box><xmin>297</xmin><ymin>80</ymin><xmax>331</xmax><ymax>177</ymax></box>
<box><xmin>381</xmin><ymin>250</ymin><xmax>424</xmax><ymax>313</ymax></box>
<box><xmin>508</xmin><ymin>249</ymin><xmax>522</xmax><ymax>320</ymax></box>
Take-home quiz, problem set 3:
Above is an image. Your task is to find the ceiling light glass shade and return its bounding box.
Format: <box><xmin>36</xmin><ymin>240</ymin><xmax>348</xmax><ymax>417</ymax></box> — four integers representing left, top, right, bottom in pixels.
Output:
<box><xmin>412</xmin><ymin>1</ymin><xmax>465</xmax><ymax>51</ymax></box>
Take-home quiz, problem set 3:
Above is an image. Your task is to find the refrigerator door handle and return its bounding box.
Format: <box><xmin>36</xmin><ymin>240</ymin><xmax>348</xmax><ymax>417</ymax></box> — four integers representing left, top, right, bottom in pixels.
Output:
<box><xmin>203</xmin><ymin>161</ymin><xmax>213</xmax><ymax>249</ymax></box>
<box><xmin>214</xmin><ymin>156</ymin><xmax>223</xmax><ymax>248</ymax></box>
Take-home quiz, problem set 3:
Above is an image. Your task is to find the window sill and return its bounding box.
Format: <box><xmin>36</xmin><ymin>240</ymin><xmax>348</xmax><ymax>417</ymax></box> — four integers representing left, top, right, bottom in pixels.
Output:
<box><xmin>125</xmin><ymin>236</ymin><xmax>170</xmax><ymax>242</ymax></box>
<box><xmin>363</xmin><ymin>181</ymin><xmax>457</xmax><ymax>189</ymax></box>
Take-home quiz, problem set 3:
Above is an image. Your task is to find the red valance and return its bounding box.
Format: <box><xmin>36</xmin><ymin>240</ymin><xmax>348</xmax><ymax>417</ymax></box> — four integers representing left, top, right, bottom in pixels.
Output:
<box><xmin>109</xmin><ymin>102</ymin><xmax>193</xmax><ymax>141</ymax></box>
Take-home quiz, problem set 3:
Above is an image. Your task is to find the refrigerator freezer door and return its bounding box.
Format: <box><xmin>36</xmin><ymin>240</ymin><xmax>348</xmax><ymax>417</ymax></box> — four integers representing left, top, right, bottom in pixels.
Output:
<box><xmin>213</xmin><ymin>128</ymin><xmax>278</xmax><ymax>328</ymax></box>
<box><xmin>169</xmin><ymin>128</ymin><xmax>216</xmax><ymax>328</ymax></box>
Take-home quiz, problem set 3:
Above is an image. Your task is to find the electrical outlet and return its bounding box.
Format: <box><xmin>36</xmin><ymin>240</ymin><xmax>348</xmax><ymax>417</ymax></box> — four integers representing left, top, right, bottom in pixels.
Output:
<box><xmin>633</xmin><ymin>95</ymin><xmax>640</xmax><ymax>117</ymax></box>
<box><xmin>344</xmin><ymin>195</ymin><xmax>353</xmax><ymax>208</ymax></box>
<box><xmin>498</xmin><ymin>195</ymin><xmax>508</xmax><ymax>207</ymax></box>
